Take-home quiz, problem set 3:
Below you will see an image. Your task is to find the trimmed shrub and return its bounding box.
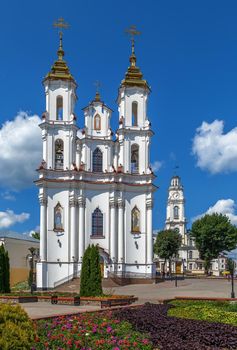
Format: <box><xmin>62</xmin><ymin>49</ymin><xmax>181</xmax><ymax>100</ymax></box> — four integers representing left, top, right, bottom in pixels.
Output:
<box><xmin>89</xmin><ymin>244</ymin><xmax>102</xmax><ymax>296</ymax></box>
<box><xmin>80</xmin><ymin>245</ymin><xmax>91</xmax><ymax>296</ymax></box>
<box><xmin>80</xmin><ymin>244</ymin><xmax>102</xmax><ymax>297</ymax></box>
<box><xmin>0</xmin><ymin>303</ymin><xmax>35</xmax><ymax>349</ymax></box>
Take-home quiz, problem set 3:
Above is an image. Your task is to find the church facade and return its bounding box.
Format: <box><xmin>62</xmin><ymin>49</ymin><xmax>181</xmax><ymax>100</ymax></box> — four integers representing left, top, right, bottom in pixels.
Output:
<box><xmin>36</xmin><ymin>34</ymin><xmax>156</xmax><ymax>289</ymax></box>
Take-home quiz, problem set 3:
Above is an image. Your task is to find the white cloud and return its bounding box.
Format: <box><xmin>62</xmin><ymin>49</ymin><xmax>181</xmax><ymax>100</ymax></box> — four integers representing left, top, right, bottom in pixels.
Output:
<box><xmin>1</xmin><ymin>191</ymin><xmax>16</xmax><ymax>201</ymax></box>
<box><xmin>192</xmin><ymin>120</ymin><xmax>237</xmax><ymax>174</ymax></box>
<box><xmin>0</xmin><ymin>210</ymin><xmax>30</xmax><ymax>229</ymax></box>
<box><xmin>151</xmin><ymin>160</ymin><xmax>163</xmax><ymax>172</ymax></box>
<box><xmin>193</xmin><ymin>199</ymin><xmax>237</xmax><ymax>225</ymax></box>
<box><xmin>0</xmin><ymin>111</ymin><xmax>41</xmax><ymax>190</ymax></box>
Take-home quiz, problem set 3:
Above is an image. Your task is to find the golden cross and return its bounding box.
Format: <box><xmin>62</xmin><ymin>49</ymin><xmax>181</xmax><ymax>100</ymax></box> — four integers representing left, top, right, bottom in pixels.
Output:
<box><xmin>125</xmin><ymin>25</ymin><xmax>141</xmax><ymax>54</ymax></box>
<box><xmin>53</xmin><ymin>17</ymin><xmax>70</xmax><ymax>32</ymax></box>
<box><xmin>53</xmin><ymin>17</ymin><xmax>70</xmax><ymax>45</ymax></box>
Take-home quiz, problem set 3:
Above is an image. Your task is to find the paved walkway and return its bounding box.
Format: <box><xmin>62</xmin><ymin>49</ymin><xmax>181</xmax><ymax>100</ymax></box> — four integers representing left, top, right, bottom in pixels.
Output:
<box><xmin>21</xmin><ymin>278</ymin><xmax>235</xmax><ymax>319</ymax></box>
<box><xmin>21</xmin><ymin>302</ymin><xmax>101</xmax><ymax>319</ymax></box>
<box><xmin>107</xmin><ymin>278</ymin><xmax>236</xmax><ymax>303</ymax></box>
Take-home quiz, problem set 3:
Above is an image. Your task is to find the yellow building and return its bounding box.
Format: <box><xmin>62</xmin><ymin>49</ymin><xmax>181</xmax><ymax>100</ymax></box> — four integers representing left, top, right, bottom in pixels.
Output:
<box><xmin>0</xmin><ymin>232</ymin><xmax>39</xmax><ymax>286</ymax></box>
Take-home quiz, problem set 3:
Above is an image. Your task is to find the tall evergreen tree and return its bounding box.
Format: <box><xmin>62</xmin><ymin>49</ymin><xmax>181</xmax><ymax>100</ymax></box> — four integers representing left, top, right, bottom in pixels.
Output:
<box><xmin>89</xmin><ymin>244</ymin><xmax>102</xmax><ymax>296</ymax></box>
<box><xmin>0</xmin><ymin>245</ymin><xmax>5</xmax><ymax>292</ymax></box>
<box><xmin>80</xmin><ymin>245</ymin><xmax>91</xmax><ymax>297</ymax></box>
<box><xmin>0</xmin><ymin>245</ymin><xmax>10</xmax><ymax>293</ymax></box>
<box><xmin>4</xmin><ymin>250</ymin><xmax>10</xmax><ymax>293</ymax></box>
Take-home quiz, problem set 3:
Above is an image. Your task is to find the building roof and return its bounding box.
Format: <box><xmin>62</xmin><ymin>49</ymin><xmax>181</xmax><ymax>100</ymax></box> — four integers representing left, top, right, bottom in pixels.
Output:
<box><xmin>0</xmin><ymin>231</ymin><xmax>40</xmax><ymax>243</ymax></box>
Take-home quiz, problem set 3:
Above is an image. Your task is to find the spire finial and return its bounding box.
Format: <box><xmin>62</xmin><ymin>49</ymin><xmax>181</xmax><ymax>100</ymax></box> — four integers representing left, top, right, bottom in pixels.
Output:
<box><xmin>53</xmin><ymin>18</ymin><xmax>70</xmax><ymax>60</ymax></box>
<box><xmin>125</xmin><ymin>25</ymin><xmax>141</xmax><ymax>66</ymax></box>
<box><xmin>93</xmin><ymin>80</ymin><xmax>101</xmax><ymax>101</ymax></box>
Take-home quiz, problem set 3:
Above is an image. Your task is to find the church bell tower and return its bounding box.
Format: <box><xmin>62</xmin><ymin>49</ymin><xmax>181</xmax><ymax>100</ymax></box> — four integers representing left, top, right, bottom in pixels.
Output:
<box><xmin>165</xmin><ymin>175</ymin><xmax>187</xmax><ymax>244</ymax></box>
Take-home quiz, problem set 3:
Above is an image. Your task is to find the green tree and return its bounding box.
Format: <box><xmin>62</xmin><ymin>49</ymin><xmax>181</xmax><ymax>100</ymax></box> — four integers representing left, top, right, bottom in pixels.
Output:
<box><xmin>80</xmin><ymin>245</ymin><xmax>92</xmax><ymax>297</ymax></box>
<box><xmin>154</xmin><ymin>230</ymin><xmax>182</xmax><ymax>274</ymax></box>
<box><xmin>4</xmin><ymin>250</ymin><xmax>10</xmax><ymax>293</ymax></box>
<box><xmin>89</xmin><ymin>244</ymin><xmax>102</xmax><ymax>296</ymax></box>
<box><xmin>0</xmin><ymin>245</ymin><xmax>5</xmax><ymax>292</ymax></box>
<box><xmin>0</xmin><ymin>245</ymin><xmax>10</xmax><ymax>293</ymax></box>
<box><xmin>191</xmin><ymin>213</ymin><xmax>237</xmax><ymax>274</ymax></box>
<box><xmin>31</xmin><ymin>231</ymin><xmax>40</xmax><ymax>240</ymax></box>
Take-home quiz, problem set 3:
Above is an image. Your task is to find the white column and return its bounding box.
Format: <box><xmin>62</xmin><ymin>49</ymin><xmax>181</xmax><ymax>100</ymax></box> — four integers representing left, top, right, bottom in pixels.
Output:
<box><xmin>109</xmin><ymin>200</ymin><xmax>116</xmax><ymax>262</ymax></box>
<box><xmin>78</xmin><ymin>198</ymin><xmax>85</xmax><ymax>262</ymax></box>
<box><xmin>39</xmin><ymin>197</ymin><xmax>47</xmax><ymax>261</ymax></box>
<box><xmin>70</xmin><ymin>198</ymin><xmax>78</xmax><ymax>261</ymax></box>
<box><xmin>118</xmin><ymin>200</ymin><xmax>124</xmax><ymax>263</ymax></box>
<box><xmin>146</xmin><ymin>200</ymin><xmax>153</xmax><ymax>264</ymax></box>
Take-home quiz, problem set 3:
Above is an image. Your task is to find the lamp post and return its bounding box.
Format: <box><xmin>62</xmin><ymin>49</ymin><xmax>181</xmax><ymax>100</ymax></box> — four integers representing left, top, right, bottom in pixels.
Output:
<box><xmin>227</xmin><ymin>258</ymin><xmax>235</xmax><ymax>298</ymax></box>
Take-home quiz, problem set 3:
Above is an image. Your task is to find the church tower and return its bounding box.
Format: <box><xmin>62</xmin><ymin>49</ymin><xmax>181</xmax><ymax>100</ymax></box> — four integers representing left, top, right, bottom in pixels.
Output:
<box><xmin>36</xmin><ymin>25</ymin><xmax>79</xmax><ymax>289</ymax></box>
<box><xmin>165</xmin><ymin>175</ymin><xmax>187</xmax><ymax>245</ymax></box>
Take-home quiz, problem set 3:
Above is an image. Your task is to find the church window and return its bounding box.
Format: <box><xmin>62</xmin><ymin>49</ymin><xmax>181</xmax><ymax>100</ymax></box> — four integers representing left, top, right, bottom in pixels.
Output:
<box><xmin>131</xmin><ymin>206</ymin><xmax>140</xmax><ymax>233</ymax></box>
<box><xmin>56</xmin><ymin>96</ymin><xmax>63</xmax><ymax>120</ymax></box>
<box><xmin>93</xmin><ymin>148</ymin><xmax>103</xmax><ymax>172</ymax></box>
<box><xmin>189</xmin><ymin>251</ymin><xmax>193</xmax><ymax>259</ymax></box>
<box><xmin>94</xmin><ymin>114</ymin><xmax>101</xmax><ymax>130</ymax></box>
<box><xmin>131</xmin><ymin>144</ymin><xmax>139</xmax><ymax>173</ymax></box>
<box><xmin>55</xmin><ymin>139</ymin><xmax>64</xmax><ymax>169</ymax></box>
<box><xmin>189</xmin><ymin>263</ymin><xmax>193</xmax><ymax>270</ymax></box>
<box><xmin>92</xmin><ymin>208</ymin><xmax>103</xmax><ymax>236</ymax></box>
<box><xmin>174</xmin><ymin>206</ymin><xmax>179</xmax><ymax>219</ymax></box>
<box><xmin>54</xmin><ymin>203</ymin><xmax>63</xmax><ymax>231</ymax></box>
<box><xmin>132</xmin><ymin>102</ymin><xmax>138</xmax><ymax>126</ymax></box>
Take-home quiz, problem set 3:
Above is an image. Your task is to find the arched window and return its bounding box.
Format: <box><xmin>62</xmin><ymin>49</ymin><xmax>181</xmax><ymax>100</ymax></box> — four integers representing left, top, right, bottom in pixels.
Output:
<box><xmin>56</xmin><ymin>96</ymin><xmax>63</xmax><ymax>120</ymax></box>
<box><xmin>92</xmin><ymin>208</ymin><xmax>103</xmax><ymax>236</ymax></box>
<box><xmin>174</xmin><ymin>206</ymin><xmax>179</xmax><ymax>219</ymax></box>
<box><xmin>132</xmin><ymin>102</ymin><xmax>138</xmax><ymax>126</ymax></box>
<box><xmin>93</xmin><ymin>148</ymin><xmax>103</xmax><ymax>172</ymax></box>
<box><xmin>94</xmin><ymin>114</ymin><xmax>101</xmax><ymax>130</ymax></box>
<box><xmin>55</xmin><ymin>139</ymin><xmax>64</xmax><ymax>169</ymax></box>
<box><xmin>54</xmin><ymin>203</ymin><xmax>63</xmax><ymax>231</ymax></box>
<box><xmin>131</xmin><ymin>206</ymin><xmax>140</xmax><ymax>233</ymax></box>
<box><xmin>131</xmin><ymin>144</ymin><xmax>139</xmax><ymax>173</ymax></box>
<box><xmin>189</xmin><ymin>251</ymin><xmax>193</xmax><ymax>259</ymax></box>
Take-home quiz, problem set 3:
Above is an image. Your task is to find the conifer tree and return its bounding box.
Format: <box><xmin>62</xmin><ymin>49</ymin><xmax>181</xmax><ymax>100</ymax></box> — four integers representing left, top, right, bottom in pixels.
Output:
<box><xmin>80</xmin><ymin>245</ymin><xmax>91</xmax><ymax>297</ymax></box>
<box><xmin>4</xmin><ymin>250</ymin><xmax>10</xmax><ymax>293</ymax></box>
<box><xmin>0</xmin><ymin>245</ymin><xmax>5</xmax><ymax>292</ymax></box>
<box><xmin>89</xmin><ymin>244</ymin><xmax>102</xmax><ymax>296</ymax></box>
<box><xmin>0</xmin><ymin>245</ymin><xmax>10</xmax><ymax>293</ymax></box>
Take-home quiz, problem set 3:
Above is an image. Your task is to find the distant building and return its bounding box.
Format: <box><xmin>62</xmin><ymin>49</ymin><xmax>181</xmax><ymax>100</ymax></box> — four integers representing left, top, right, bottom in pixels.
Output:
<box><xmin>154</xmin><ymin>175</ymin><xmax>227</xmax><ymax>276</ymax></box>
<box><xmin>0</xmin><ymin>231</ymin><xmax>39</xmax><ymax>286</ymax></box>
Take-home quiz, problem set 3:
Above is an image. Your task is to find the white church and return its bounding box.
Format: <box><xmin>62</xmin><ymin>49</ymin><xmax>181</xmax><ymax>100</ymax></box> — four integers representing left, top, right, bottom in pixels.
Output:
<box><xmin>36</xmin><ymin>31</ymin><xmax>156</xmax><ymax>289</ymax></box>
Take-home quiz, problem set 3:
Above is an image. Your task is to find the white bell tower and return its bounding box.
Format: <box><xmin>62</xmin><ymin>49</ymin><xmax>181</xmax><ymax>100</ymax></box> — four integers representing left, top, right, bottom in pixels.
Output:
<box><xmin>116</xmin><ymin>33</ymin><xmax>152</xmax><ymax>175</ymax></box>
<box><xmin>165</xmin><ymin>175</ymin><xmax>187</xmax><ymax>244</ymax></box>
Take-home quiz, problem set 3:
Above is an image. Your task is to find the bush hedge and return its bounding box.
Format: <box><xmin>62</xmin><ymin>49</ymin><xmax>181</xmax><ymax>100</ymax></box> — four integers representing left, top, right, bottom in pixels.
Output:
<box><xmin>0</xmin><ymin>303</ymin><xmax>35</xmax><ymax>349</ymax></box>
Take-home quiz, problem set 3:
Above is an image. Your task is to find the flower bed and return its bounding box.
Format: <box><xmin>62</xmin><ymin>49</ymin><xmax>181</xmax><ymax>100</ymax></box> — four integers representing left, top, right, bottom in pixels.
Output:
<box><xmin>168</xmin><ymin>299</ymin><xmax>237</xmax><ymax>326</ymax></box>
<box><xmin>32</xmin><ymin>310</ymin><xmax>152</xmax><ymax>349</ymax></box>
<box><xmin>115</xmin><ymin>303</ymin><xmax>237</xmax><ymax>350</ymax></box>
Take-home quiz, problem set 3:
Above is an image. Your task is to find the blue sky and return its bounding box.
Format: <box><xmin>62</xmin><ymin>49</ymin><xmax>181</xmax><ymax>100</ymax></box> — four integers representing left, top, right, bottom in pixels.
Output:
<box><xmin>0</xmin><ymin>0</ymin><xmax>237</xmax><ymax>234</ymax></box>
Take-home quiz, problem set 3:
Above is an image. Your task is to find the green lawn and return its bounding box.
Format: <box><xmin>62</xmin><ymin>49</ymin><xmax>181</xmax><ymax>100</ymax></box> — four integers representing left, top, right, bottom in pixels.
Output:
<box><xmin>168</xmin><ymin>299</ymin><xmax>237</xmax><ymax>326</ymax></box>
